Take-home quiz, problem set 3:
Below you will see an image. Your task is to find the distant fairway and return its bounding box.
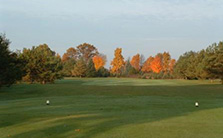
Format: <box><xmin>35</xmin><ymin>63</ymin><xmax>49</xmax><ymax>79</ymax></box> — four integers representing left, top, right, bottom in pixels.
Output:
<box><xmin>0</xmin><ymin>78</ymin><xmax>223</xmax><ymax>138</ymax></box>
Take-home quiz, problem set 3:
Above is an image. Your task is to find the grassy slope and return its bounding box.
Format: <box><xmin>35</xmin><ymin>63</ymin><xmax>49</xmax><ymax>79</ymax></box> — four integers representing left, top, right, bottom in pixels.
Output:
<box><xmin>0</xmin><ymin>78</ymin><xmax>223</xmax><ymax>138</ymax></box>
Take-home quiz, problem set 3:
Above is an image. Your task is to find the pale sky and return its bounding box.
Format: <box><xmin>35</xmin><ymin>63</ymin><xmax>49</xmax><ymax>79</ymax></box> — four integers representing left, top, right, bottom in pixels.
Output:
<box><xmin>1</xmin><ymin>0</ymin><xmax>223</xmax><ymax>66</ymax></box>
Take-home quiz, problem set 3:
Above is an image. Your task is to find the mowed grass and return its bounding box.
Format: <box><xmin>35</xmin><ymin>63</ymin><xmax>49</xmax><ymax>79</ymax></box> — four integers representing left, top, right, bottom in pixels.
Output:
<box><xmin>0</xmin><ymin>78</ymin><xmax>223</xmax><ymax>138</ymax></box>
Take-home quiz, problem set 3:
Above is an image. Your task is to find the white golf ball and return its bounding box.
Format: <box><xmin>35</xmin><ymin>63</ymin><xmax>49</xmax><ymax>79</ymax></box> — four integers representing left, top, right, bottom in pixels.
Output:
<box><xmin>195</xmin><ymin>102</ymin><xmax>199</xmax><ymax>107</ymax></box>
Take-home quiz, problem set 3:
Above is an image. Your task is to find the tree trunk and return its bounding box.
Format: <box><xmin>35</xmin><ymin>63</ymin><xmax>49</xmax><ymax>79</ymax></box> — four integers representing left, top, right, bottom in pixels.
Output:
<box><xmin>42</xmin><ymin>81</ymin><xmax>46</xmax><ymax>85</ymax></box>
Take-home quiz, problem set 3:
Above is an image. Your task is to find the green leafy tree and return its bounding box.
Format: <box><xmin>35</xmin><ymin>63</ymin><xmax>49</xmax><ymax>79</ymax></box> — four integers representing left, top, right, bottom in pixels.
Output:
<box><xmin>0</xmin><ymin>34</ymin><xmax>24</xmax><ymax>87</ymax></box>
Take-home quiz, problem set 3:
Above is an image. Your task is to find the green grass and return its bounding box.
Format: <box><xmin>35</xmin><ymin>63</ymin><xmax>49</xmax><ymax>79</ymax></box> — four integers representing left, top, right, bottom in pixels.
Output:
<box><xmin>0</xmin><ymin>78</ymin><xmax>223</xmax><ymax>138</ymax></box>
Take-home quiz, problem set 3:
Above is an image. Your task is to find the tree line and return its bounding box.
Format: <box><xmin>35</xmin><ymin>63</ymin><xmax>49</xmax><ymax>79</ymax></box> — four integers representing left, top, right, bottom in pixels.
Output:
<box><xmin>110</xmin><ymin>48</ymin><xmax>176</xmax><ymax>79</ymax></box>
<box><xmin>0</xmin><ymin>34</ymin><xmax>222</xmax><ymax>87</ymax></box>
<box><xmin>175</xmin><ymin>42</ymin><xmax>223</xmax><ymax>83</ymax></box>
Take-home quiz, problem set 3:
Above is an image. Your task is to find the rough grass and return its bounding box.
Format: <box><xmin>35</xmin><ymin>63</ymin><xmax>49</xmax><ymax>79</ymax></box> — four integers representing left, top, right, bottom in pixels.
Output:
<box><xmin>0</xmin><ymin>78</ymin><xmax>223</xmax><ymax>138</ymax></box>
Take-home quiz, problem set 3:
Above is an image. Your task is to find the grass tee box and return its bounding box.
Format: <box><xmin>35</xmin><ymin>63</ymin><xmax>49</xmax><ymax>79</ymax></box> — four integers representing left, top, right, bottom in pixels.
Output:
<box><xmin>0</xmin><ymin>78</ymin><xmax>223</xmax><ymax>138</ymax></box>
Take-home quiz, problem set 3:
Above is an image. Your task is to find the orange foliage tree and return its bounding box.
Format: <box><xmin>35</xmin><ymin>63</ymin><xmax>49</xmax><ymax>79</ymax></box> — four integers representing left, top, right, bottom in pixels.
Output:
<box><xmin>151</xmin><ymin>55</ymin><xmax>163</xmax><ymax>73</ymax></box>
<box><xmin>111</xmin><ymin>48</ymin><xmax>125</xmax><ymax>74</ymax></box>
<box><xmin>141</xmin><ymin>56</ymin><xmax>154</xmax><ymax>73</ymax></box>
<box><xmin>62</xmin><ymin>53</ymin><xmax>69</xmax><ymax>62</ymax></box>
<box><xmin>92</xmin><ymin>55</ymin><xmax>106</xmax><ymax>71</ymax></box>
<box><xmin>169</xmin><ymin>59</ymin><xmax>176</xmax><ymax>74</ymax></box>
<box><xmin>130</xmin><ymin>54</ymin><xmax>140</xmax><ymax>71</ymax></box>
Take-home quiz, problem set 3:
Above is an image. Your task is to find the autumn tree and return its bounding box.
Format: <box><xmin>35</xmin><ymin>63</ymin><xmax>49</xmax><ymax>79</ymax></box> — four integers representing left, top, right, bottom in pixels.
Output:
<box><xmin>151</xmin><ymin>55</ymin><xmax>162</xmax><ymax>73</ymax></box>
<box><xmin>130</xmin><ymin>54</ymin><xmax>140</xmax><ymax>71</ymax></box>
<box><xmin>61</xmin><ymin>44</ymin><xmax>107</xmax><ymax>78</ymax></box>
<box><xmin>111</xmin><ymin>48</ymin><xmax>125</xmax><ymax>75</ymax></box>
<box><xmin>61</xmin><ymin>47</ymin><xmax>77</xmax><ymax>77</ymax></box>
<box><xmin>92</xmin><ymin>54</ymin><xmax>106</xmax><ymax>71</ymax></box>
<box><xmin>162</xmin><ymin>52</ymin><xmax>171</xmax><ymax>74</ymax></box>
<box><xmin>76</xmin><ymin>43</ymin><xmax>99</xmax><ymax>62</ymax></box>
<box><xmin>169</xmin><ymin>59</ymin><xmax>176</xmax><ymax>74</ymax></box>
<box><xmin>62</xmin><ymin>47</ymin><xmax>77</xmax><ymax>62</ymax></box>
<box><xmin>142</xmin><ymin>56</ymin><xmax>154</xmax><ymax>73</ymax></box>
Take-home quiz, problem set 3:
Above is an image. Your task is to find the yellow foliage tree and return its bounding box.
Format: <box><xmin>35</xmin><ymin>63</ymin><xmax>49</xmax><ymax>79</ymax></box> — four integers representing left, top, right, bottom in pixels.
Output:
<box><xmin>162</xmin><ymin>52</ymin><xmax>171</xmax><ymax>74</ymax></box>
<box><xmin>111</xmin><ymin>48</ymin><xmax>125</xmax><ymax>74</ymax></box>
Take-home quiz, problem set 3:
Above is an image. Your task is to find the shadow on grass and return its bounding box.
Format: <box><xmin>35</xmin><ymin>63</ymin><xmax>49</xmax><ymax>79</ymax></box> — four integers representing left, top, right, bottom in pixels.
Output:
<box><xmin>0</xmin><ymin>81</ymin><xmax>222</xmax><ymax>138</ymax></box>
<box><xmin>9</xmin><ymin>104</ymin><xmax>223</xmax><ymax>138</ymax></box>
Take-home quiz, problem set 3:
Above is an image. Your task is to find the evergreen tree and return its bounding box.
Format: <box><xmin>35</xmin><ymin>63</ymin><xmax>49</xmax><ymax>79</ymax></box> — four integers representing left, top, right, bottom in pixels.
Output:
<box><xmin>195</xmin><ymin>50</ymin><xmax>209</xmax><ymax>79</ymax></box>
<box><xmin>175</xmin><ymin>51</ymin><xmax>197</xmax><ymax>79</ymax></box>
<box><xmin>184</xmin><ymin>52</ymin><xmax>197</xmax><ymax>79</ymax></box>
<box><xmin>205</xmin><ymin>42</ymin><xmax>223</xmax><ymax>84</ymax></box>
<box><xmin>20</xmin><ymin>44</ymin><xmax>62</xmax><ymax>84</ymax></box>
<box><xmin>175</xmin><ymin>41</ymin><xmax>223</xmax><ymax>83</ymax></box>
<box><xmin>72</xmin><ymin>59</ymin><xmax>87</xmax><ymax>77</ymax></box>
<box><xmin>0</xmin><ymin>34</ymin><xmax>24</xmax><ymax>87</ymax></box>
<box><xmin>62</xmin><ymin>59</ymin><xmax>76</xmax><ymax>77</ymax></box>
<box><xmin>97</xmin><ymin>67</ymin><xmax>110</xmax><ymax>77</ymax></box>
<box><xmin>122</xmin><ymin>59</ymin><xmax>137</xmax><ymax>77</ymax></box>
<box><xmin>86</xmin><ymin>59</ymin><xmax>97</xmax><ymax>77</ymax></box>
